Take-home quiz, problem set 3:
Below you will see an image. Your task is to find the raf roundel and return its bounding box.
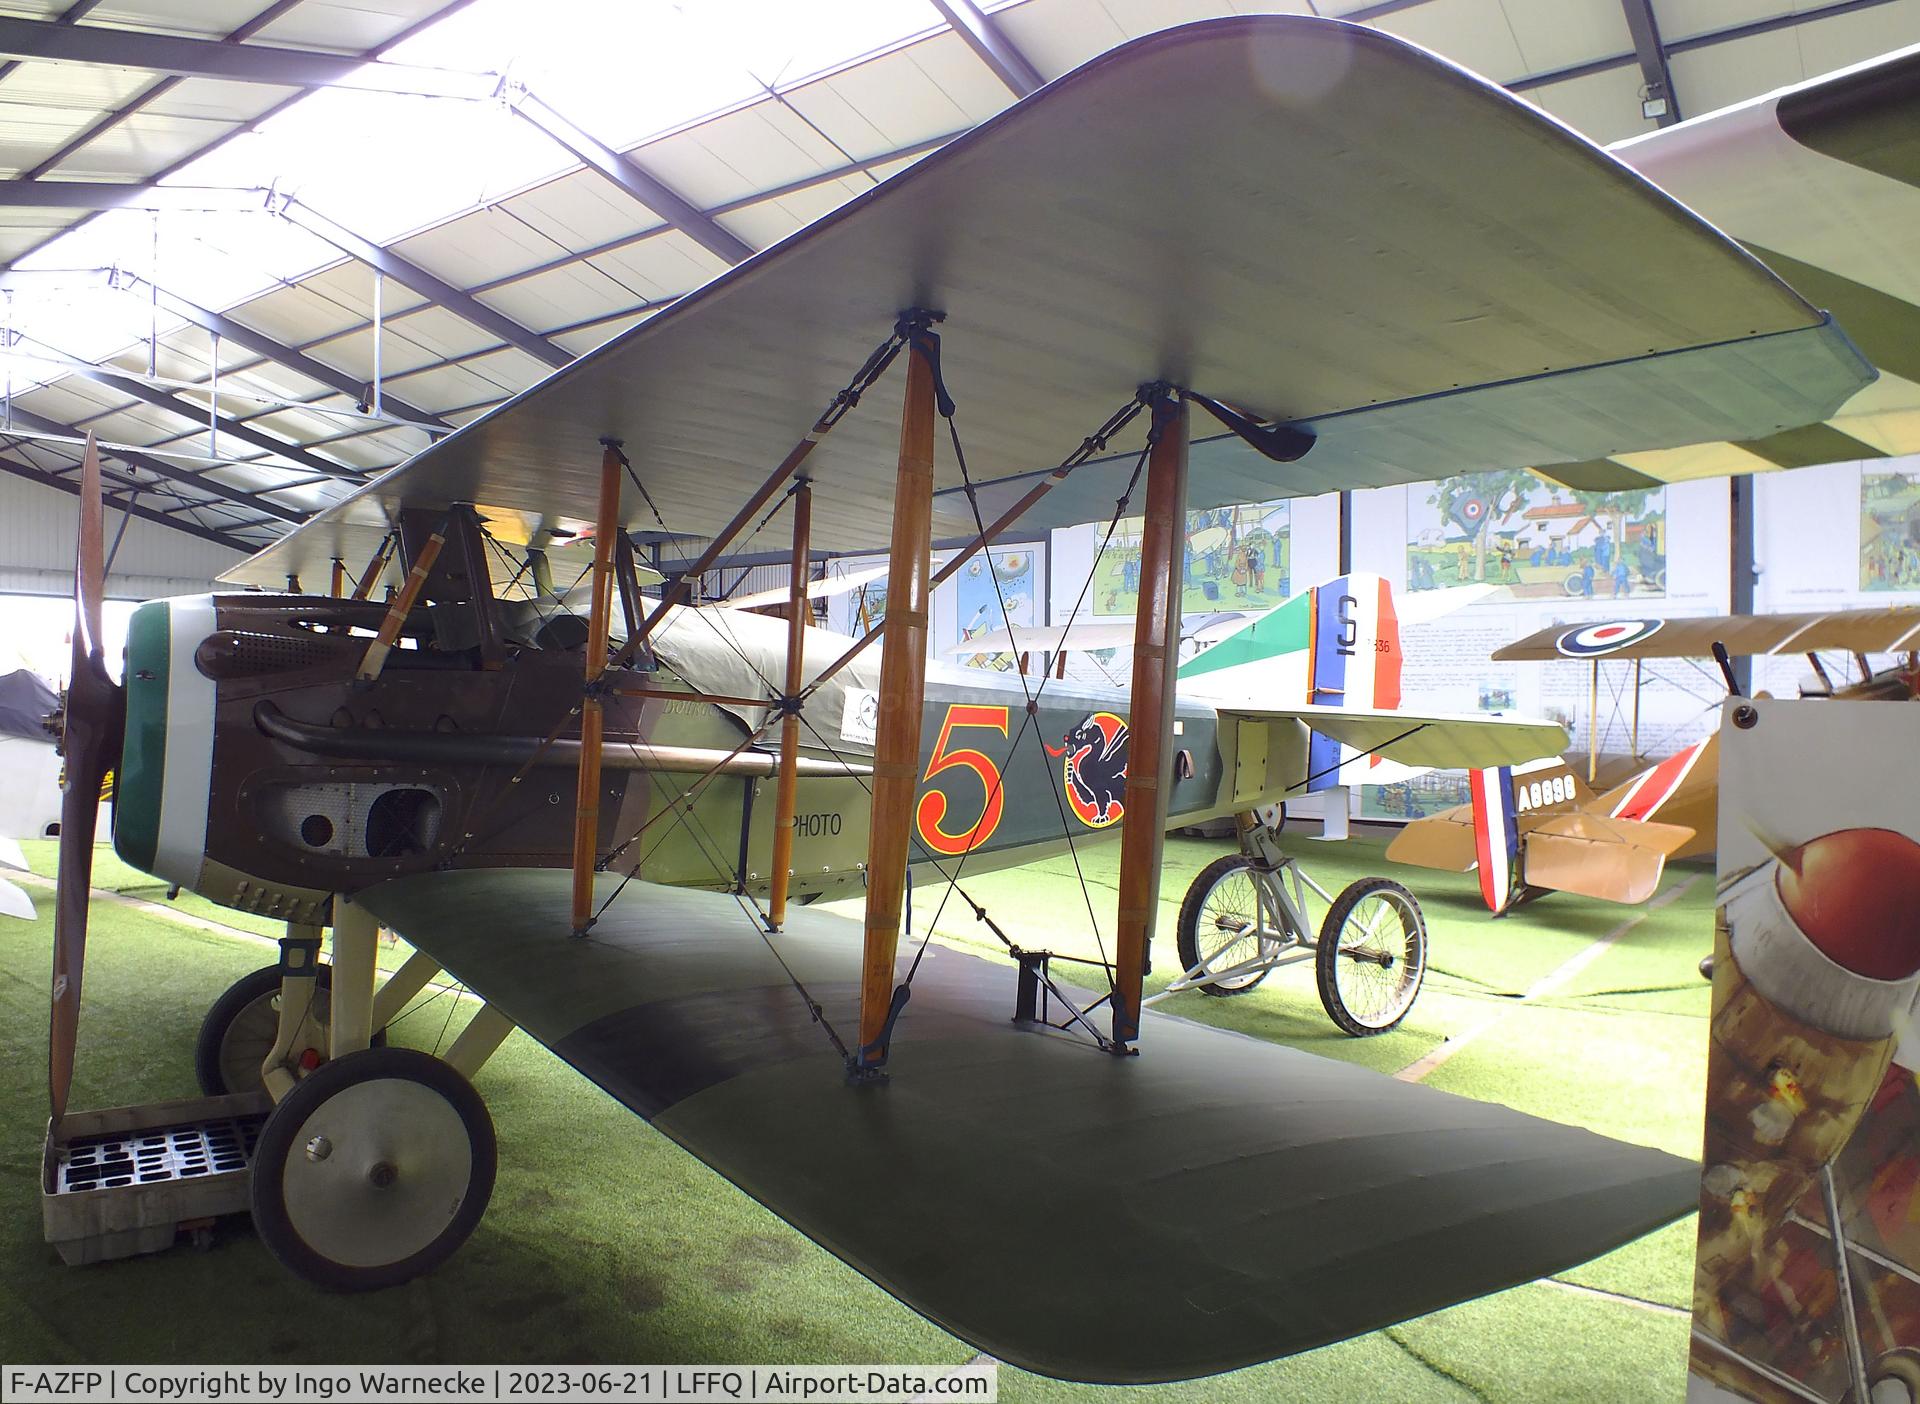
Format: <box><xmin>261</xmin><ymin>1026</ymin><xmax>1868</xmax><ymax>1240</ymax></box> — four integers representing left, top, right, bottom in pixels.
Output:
<box><xmin>1554</xmin><ymin>619</ymin><xmax>1665</xmax><ymax>658</ymax></box>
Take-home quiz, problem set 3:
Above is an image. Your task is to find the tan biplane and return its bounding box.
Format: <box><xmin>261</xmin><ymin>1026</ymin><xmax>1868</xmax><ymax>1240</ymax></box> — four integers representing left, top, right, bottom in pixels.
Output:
<box><xmin>33</xmin><ymin>16</ymin><xmax>1885</xmax><ymax>1385</ymax></box>
<box><xmin>1387</xmin><ymin>608</ymin><xmax>1920</xmax><ymax>913</ymax></box>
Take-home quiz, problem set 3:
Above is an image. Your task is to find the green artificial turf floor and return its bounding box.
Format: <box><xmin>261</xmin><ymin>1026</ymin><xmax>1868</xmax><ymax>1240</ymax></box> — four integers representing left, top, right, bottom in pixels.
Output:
<box><xmin>0</xmin><ymin>832</ymin><xmax>1713</xmax><ymax>1400</ymax></box>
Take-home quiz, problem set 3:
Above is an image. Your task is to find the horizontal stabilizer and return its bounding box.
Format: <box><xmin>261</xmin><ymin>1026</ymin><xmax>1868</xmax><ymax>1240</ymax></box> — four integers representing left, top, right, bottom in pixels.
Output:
<box><xmin>359</xmin><ymin>870</ymin><xmax>1695</xmax><ymax>1384</ymax></box>
<box><xmin>1386</xmin><ymin>805</ymin><xmax>1479</xmax><ymax>873</ymax></box>
<box><xmin>1520</xmin><ymin>813</ymin><xmax>1696</xmax><ymax>905</ymax></box>
<box><xmin>1220</xmin><ymin>703</ymin><xmax>1566</xmax><ymax>773</ymax></box>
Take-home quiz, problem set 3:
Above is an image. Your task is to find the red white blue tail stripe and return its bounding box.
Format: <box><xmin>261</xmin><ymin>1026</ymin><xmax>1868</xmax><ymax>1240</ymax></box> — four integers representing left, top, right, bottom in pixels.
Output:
<box><xmin>1306</xmin><ymin>573</ymin><xmax>1403</xmax><ymax>791</ymax></box>
<box><xmin>1609</xmin><ymin>737</ymin><xmax>1708</xmax><ymax>822</ymax></box>
<box><xmin>1470</xmin><ymin>765</ymin><xmax>1520</xmax><ymax>914</ymax></box>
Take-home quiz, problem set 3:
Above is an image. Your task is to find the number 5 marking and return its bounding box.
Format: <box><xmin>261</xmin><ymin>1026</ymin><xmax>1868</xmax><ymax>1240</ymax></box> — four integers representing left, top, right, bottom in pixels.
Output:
<box><xmin>915</xmin><ymin>704</ymin><xmax>1010</xmax><ymax>856</ymax></box>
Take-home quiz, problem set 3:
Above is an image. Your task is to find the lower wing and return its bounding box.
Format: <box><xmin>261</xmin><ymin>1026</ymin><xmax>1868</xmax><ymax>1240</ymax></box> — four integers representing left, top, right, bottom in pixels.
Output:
<box><xmin>359</xmin><ymin>869</ymin><xmax>1694</xmax><ymax>1384</ymax></box>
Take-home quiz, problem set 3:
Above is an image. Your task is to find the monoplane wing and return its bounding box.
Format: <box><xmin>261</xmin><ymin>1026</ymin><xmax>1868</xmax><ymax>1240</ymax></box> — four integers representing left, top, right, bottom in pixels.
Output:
<box><xmin>949</xmin><ymin>620</ymin><xmax>1142</xmax><ymax>656</ymax></box>
<box><xmin>0</xmin><ymin>836</ymin><xmax>33</xmax><ymax>920</ymax></box>
<box><xmin>1495</xmin><ymin>607</ymin><xmax>1920</xmax><ymax>660</ymax></box>
<box><xmin>223</xmin><ymin>15</ymin><xmax>1868</xmax><ymax>589</ymax></box>
<box><xmin>1563</xmin><ymin>44</ymin><xmax>1920</xmax><ymax>489</ymax></box>
<box><xmin>722</xmin><ymin>566</ymin><xmax>889</xmax><ymax>613</ymax></box>
<box><xmin>356</xmin><ymin>869</ymin><xmax>1696</xmax><ymax>1384</ymax></box>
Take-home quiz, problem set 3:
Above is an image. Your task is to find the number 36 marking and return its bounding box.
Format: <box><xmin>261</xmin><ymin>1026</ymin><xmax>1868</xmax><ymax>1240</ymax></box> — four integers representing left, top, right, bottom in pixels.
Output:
<box><xmin>915</xmin><ymin>703</ymin><xmax>1009</xmax><ymax>856</ymax></box>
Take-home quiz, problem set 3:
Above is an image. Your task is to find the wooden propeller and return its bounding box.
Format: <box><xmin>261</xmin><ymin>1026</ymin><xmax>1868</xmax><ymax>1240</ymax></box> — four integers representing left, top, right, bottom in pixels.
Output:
<box><xmin>48</xmin><ymin>433</ymin><xmax>126</xmax><ymax>1135</ymax></box>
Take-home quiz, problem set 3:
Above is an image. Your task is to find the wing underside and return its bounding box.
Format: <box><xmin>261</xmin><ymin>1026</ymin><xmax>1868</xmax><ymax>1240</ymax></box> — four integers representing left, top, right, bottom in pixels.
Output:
<box><xmin>223</xmin><ymin>15</ymin><xmax>1868</xmax><ymax>589</ymax></box>
<box><xmin>358</xmin><ymin>870</ymin><xmax>1695</xmax><ymax>1384</ymax></box>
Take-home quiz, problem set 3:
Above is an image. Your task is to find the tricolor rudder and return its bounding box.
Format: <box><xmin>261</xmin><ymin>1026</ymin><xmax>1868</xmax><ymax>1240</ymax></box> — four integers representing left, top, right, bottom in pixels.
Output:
<box><xmin>1470</xmin><ymin>765</ymin><xmax>1520</xmax><ymax>914</ymax></box>
<box><xmin>1305</xmin><ymin>573</ymin><xmax>1403</xmax><ymax>790</ymax></box>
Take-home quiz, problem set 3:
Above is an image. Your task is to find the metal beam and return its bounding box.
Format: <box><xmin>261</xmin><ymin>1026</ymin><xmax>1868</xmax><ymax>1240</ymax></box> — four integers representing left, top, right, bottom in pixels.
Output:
<box><xmin>31</xmin><ymin>339</ymin><xmax>371</xmax><ymax>483</ymax></box>
<box><xmin>1512</xmin><ymin>0</ymin><xmax>1901</xmax><ymax>93</ymax></box>
<box><xmin>504</xmin><ymin>86</ymin><xmax>755</xmax><ymax>267</ymax></box>
<box><xmin>0</xmin><ymin>0</ymin><xmax>482</xmax><ymax>279</ymax></box>
<box><xmin>0</xmin><ymin>454</ymin><xmax>263</xmax><ymax>553</ymax></box>
<box><xmin>124</xmin><ymin>273</ymin><xmax>451</xmax><ymax>432</ymax></box>
<box><xmin>0</xmin><ymin>13</ymin><xmax>495</xmax><ymax>97</ymax></box>
<box><xmin>928</xmin><ymin>0</ymin><xmax>1043</xmax><ymax>98</ymax></box>
<box><xmin>0</xmin><ymin>180</ymin><xmax>264</xmax><ymax>211</ymax></box>
<box><xmin>271</xmin><ymin>193</ymin><xmax>574</xmax><ymax>369</ymax></box>
<box><xmin>1730</xmin><ymin>475</ymin><xmax>1755</xmax><ymax>696</ymax></box>
<box><xmin>1619</xmin><ymin>0</ymin><xmax>1681</xmax><ymax>125</ymax></box>
<box><xmin>2</xmin><ymin>404</ymin><xmax>310</xmax><ymax>524</ymax></box>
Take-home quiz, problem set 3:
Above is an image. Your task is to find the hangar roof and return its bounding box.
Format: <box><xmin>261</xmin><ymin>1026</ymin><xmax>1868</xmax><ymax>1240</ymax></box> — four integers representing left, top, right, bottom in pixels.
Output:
<box><xmin>0</xmin><ymin>0</ymin><xmax>1912</xmax><ymax>565</ymax></box>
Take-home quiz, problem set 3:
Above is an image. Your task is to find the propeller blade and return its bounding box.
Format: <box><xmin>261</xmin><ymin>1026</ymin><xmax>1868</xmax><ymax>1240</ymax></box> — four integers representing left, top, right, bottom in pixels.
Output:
<box><xmin>49</xmin><ymin>432</ymin><xmax>124</xmax><ymax>1134</ymax></box>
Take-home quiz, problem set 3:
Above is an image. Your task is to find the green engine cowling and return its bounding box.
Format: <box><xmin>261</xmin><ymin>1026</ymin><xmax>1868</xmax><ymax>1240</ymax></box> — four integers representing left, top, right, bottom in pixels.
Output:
<box><xmin>113</xmin><ymin>594</ymin><xmax>331</xmax><ymax>924</ymax></box>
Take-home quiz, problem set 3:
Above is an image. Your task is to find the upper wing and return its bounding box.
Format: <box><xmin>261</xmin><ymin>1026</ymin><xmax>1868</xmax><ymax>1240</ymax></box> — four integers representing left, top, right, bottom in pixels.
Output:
<box><xmin>221</xmin><ymin>15</ymin><xmax>1866</xmax><ymax>589</ymax></box>
<box><xmin>356</xmin><ymin>868</ymin><xmax>1695</xmax><ymax>1385</ymax></box>
<box><xmin>1496</xmin><ymin>607</ymin><xmax>1920</xmax><ymax>661</ymax></box>
<box><xmin>1221</xmin><ymin>703</ymin><xmax>1566</xmax><ymax>773</ymax></box>
<box><xmin>1570</xmin><ymin>44</ymin><xmax>1920</xmax><ymax>489</ymax></box>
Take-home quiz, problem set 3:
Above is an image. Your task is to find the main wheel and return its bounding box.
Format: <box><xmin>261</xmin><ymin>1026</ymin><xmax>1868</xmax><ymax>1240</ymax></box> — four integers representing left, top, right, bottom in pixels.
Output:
<box><xmin>249</xmin><ymin>1046</ymin><xmax>495</xmax><ymax>1292</ymax></box>
<box><xmin>1176</xmin><ymin>854</ymin><xmax>1284</xmax><ymax>996</ymax></box>
<box><xmin>194</xmin><ymin>964</ymin><xmax>384</xmax><ymax>1096</ymax></box>
<box><xmin>1316</xmin><ymin>877</ymin><xmax>1427</xmax><ymax>1035</ymax></box>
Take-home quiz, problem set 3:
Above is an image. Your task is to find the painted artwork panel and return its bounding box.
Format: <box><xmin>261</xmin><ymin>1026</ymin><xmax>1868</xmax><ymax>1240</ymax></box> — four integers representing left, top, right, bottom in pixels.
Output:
<box><xmin>1861</xmin><ymin>465</ymin><xmax>1920</xmax><ymax>592</ymax></box>
<box><xmin>1092</xmin><ymin>500</ymin><xmax>1290</xmax><ymax>619</ymax></box>
<box><xmin>951</xmin><ymin>547</ymin><xmax>1040</xmax><ymax>670</ymax></box>
<box><xmin>1406</xmin><ymin>471</ymin><xmax>1668</xmax><ymax>603</ymax></box>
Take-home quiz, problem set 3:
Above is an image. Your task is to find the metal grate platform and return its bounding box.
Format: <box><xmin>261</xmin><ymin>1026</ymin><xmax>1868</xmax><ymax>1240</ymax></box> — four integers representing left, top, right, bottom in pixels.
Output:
<box><xmin>51</xmin><ymin>1114</ymin><xmax>264</xmax><ymax>1195</ymax></box>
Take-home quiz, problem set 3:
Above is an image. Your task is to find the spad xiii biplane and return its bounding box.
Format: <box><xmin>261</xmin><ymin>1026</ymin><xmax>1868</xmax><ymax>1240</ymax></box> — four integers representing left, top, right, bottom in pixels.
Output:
<box><xmin>37</xmin><ymin>16</ymin><xmax>1881</xmax><ymax>1386</ymax></box>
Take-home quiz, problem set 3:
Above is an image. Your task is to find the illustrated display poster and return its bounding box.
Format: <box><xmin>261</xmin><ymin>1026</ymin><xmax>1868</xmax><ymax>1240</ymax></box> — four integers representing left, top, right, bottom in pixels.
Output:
<box><xmin>1690</xmin><ymin>698</ymin><xmax>1920</xmax><ymax>1403</ymax></box>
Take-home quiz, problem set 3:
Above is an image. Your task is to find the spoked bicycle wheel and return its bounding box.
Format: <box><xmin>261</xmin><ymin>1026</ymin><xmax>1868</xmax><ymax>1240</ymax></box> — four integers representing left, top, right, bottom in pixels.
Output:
<box><xmin>1315</xmin><ymin>877</ymin><xmax>1427</xmax><ymax>1035</ymax></box>
<box><xmin>1175</xmin><ymin>855</ymin><xmax>1287</xmax><ymax>995</ymax></box>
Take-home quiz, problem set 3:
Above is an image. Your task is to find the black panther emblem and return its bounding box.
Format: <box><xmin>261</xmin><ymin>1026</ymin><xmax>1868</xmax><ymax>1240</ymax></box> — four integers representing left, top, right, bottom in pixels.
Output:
<box><xmin>1051</xmin><ymin>711</ymin><xmax>1128</xmax><ymax>828</ymax></box>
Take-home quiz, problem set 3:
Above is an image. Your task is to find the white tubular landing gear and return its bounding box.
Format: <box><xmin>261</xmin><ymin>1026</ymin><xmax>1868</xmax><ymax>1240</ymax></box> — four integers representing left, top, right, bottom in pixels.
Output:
<box><xmin>1153</xmin><ymin>809</ymin><xmax>1429</xmax><ymax>1036</ymax></box>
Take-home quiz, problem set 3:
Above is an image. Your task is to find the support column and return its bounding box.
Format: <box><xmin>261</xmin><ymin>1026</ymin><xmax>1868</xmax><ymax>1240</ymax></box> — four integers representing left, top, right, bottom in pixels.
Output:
<box><xmin>1587</xmin><ymin>658</ymin><xmax>1600</xmax><ymax>784</ymax></box>
<box><xmin>768</xmin><ymin>479</ymin><xmax>813</xmax><ymax>930</ymax></box>
<box><xmin>328</xmin><ymin>900</ymin><xmax>378</xmax><ymax>1058</ymax></box>
<box><xmin>570</xmin><ymin>440</ymin><xmax>624</xmax><ymax>937</ymax></box>
<box><xmin>1112</xmin><ymin>393</ymin><xmax>1189</xmax><ymax>1050</ymax></box>
<box><xmin>853</xmin><ymin>334</ymin><xmax>937</xmax><ymax>1076</ymax></box>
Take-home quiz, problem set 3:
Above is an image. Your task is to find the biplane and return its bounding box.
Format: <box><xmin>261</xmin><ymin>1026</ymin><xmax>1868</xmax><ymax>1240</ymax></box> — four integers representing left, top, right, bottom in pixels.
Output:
<box><xmin>1387</xmin><ymin>607</ymin><xmax>1920</xmax><ymax>913</ymax></box>
<box><xmin>34</xmin><ymin>15</ymin><xmax>1884</xmax><ymax>1385</ymax></box>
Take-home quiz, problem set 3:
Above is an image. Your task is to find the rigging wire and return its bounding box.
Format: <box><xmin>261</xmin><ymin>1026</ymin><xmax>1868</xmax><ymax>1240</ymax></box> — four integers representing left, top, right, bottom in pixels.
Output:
<box><xmin>897</xmin><ymin>379</ymin><xmax>1168</xmax><ymax>999</ymax></box>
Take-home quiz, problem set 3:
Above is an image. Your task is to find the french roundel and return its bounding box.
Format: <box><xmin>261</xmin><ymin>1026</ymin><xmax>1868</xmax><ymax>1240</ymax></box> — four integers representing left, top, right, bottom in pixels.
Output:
<box><xmin>1555</xmin><ymin>619</ymin><xmax>1664</xmax><ymax>658</ymax></box>
<box><xmin>1458</xmin><ymin>498</ymin><xmax>1486</xmax><ymax>524</ymax></box>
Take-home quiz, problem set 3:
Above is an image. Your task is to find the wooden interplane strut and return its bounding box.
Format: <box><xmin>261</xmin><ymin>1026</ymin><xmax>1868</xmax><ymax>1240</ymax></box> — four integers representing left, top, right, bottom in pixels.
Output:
<box><xmin>569</xmin><ymin>441</ymin><xmax>624</xmax><ymax>937</ymax></box>
<box><xmin>768</xmin><ymin>479</ymin><xmax>814</xmax><ymax>930</ymax></box>
<box><xmin>349</xmin><ymin>533</ymin><xmax>394</xmax><ymax>602</ymax></box>
<box><xmin>612</xmin><ymin>437</ymin><xmax>820</xmax><ymax>668</ymax></box>
<box><xmin>356</xmin><ymin>521</ymin><xmax>445</xmax><ymax>683</ymax></box>
<box><xmin>1113</xmin><ymin>394</ymin><xmax>1190</xmax><ymax>1048</ymax></box>
<box><xmin>853</xmin><ymin>332</ymin><xmax>937</xmax><ymax>1075</ymax></box>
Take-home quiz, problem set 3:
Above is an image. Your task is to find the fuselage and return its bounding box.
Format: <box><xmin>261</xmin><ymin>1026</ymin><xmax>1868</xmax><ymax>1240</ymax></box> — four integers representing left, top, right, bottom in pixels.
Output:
<box><xmin>112</xmin><ymin>591</ymin><xmax>1234</xmax><ymax>922</ymax></box>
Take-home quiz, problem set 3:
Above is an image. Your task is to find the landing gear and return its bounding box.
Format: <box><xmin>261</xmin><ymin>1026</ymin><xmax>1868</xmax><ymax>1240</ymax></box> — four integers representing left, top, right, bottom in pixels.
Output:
<box><xmin>193</xmin><ymin>964</ymin><xmax>384</xmax><ymax>1097</ymax></box>
<box><xmin>1176</xmin><ymin>855</ymin><xmax>1283</xmax><ymax>995</ymax></box>
<box><xmin>1316</xmin><ymin>878</ymin><xmax>1426</xmax><ymax>1036</ymax></box>
<box><xmin>249</xmin><ymin>1046</ymin><xmax>495</xmax><ymax>1291</ymax></box>
<box><xmin>1155</xmin><ymin>814</ymin><xmax>1430</xmax><ymax>1036</ymax></box>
